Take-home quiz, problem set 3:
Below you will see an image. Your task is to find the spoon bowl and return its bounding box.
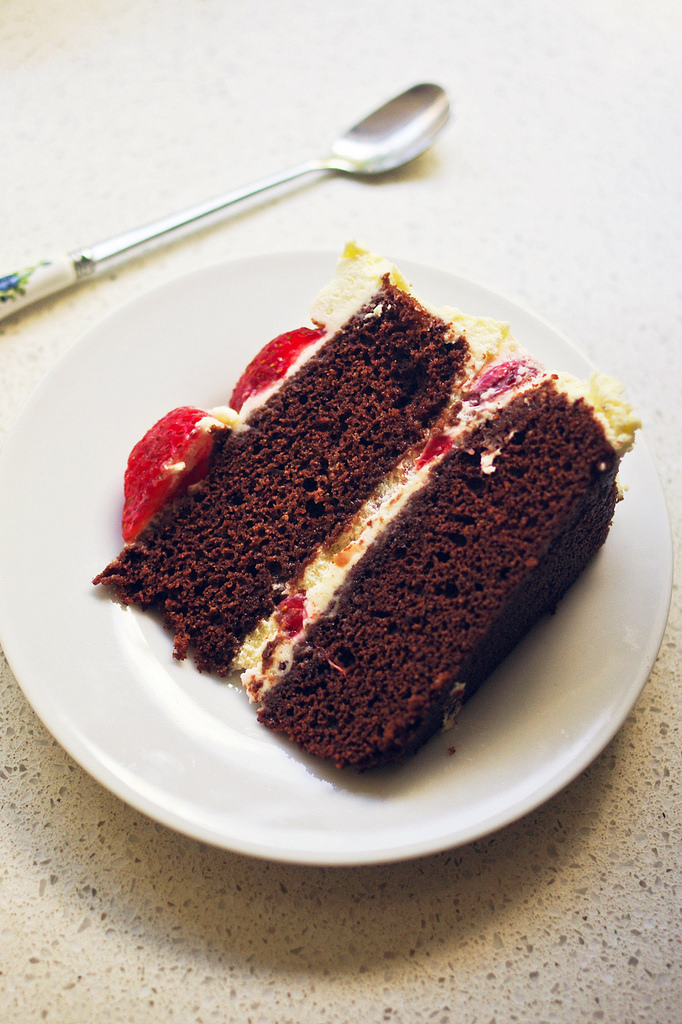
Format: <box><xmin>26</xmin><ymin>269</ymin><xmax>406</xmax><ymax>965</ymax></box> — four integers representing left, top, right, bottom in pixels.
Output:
<box><xmin>326</xmin><ymin>83</ymin><xmax>450</xmax><ymax>175</ymax></box>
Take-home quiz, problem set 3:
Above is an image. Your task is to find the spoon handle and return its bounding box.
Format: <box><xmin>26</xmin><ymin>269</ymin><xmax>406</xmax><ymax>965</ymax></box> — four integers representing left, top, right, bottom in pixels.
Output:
<box><xmin>0</xmin><ymin>159</ymin><xmax>326</xmax><ymax>323</ymax></box>
<box><xmin>0</xmin><ymin>258</ymin><xmax>78</xmax><ymax>321</ymax></box>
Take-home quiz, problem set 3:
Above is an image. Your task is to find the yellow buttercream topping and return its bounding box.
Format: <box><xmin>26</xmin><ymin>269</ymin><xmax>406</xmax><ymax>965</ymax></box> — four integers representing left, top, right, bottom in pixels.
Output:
<box><xmin>557</xmin><ymin>371</ymin><xmax>640</xmax><ymax>456</ymax></box>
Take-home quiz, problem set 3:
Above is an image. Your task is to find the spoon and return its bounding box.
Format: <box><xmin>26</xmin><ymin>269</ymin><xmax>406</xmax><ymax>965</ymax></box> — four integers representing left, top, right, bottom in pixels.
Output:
<box><xmin>0</xmin><ymin>83</ymin><xmax>450</xmax><ymax>322</ymax></box>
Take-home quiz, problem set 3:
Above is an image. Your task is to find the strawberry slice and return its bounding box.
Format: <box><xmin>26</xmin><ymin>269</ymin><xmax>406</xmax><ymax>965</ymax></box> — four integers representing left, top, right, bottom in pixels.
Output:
<box><xmin>415</xmin><ymin>433</ymin><xmax>453</xmax><ymax>471</ymax></box>
<box><xmin>122</xmin><ymin>406</ymin><xmax>221</xmax><ymax>542</ymax></box>
<box><xmin>467</xmin><ymin>359</ymin><xmax>539</xmax><ymax>406</ymax></box>
<box><xmin>274</xmin><ymin>593</ymin><xmax>308</xmax><ymax>638</ymax></box>
<box><xmin>230</xmin><ymin>326</ymin><xmax>325</xmax><ymax>413</ymax></box>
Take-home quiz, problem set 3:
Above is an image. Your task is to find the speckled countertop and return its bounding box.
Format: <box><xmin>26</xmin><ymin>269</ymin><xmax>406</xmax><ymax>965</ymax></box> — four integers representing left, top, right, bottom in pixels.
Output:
<box><xmin>1</xmin><ymin>2</ymin><xmax>680</xmax><ymax>1021</ymax></box>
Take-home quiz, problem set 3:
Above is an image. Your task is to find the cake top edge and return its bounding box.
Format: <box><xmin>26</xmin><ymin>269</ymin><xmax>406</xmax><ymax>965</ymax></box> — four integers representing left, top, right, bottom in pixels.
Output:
<box><xmin>556</xmin><ymin>371</ymin><xmax>641</xmax><ymax>456</ymax></box>
<box><xmin>310</xmin><ymin>240</ymin><xmax>411</xmax><ymax>334</ymax></box>
<box><xmin>310</xmin><ymin>240</ymin><xmax>517</xmax><ymax>369</ymax></box>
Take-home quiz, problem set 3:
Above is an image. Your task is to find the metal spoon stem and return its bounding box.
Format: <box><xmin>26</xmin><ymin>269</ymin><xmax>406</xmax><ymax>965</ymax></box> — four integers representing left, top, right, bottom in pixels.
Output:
<box><xmin>71</xmin><ymin>159</ymin><xmax>329</xmax><ymax>276</ymax></box>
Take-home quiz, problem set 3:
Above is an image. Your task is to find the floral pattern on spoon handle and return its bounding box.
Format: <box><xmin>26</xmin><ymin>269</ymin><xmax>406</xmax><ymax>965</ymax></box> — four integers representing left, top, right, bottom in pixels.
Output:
<box><xmin>0</xmin><ymin>256</ymin><xmax>77</xmax><ymax>321</ymax></box>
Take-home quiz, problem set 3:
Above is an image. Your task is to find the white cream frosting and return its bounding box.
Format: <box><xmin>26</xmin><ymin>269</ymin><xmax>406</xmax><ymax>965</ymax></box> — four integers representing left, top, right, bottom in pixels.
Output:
<box><xmin>207</xmin><ymin>405</ymin><xmax>240</xmax><ymax>428</ymax></box>
<box><xmin>310</xmin><ymin>240</ymin><xmax>411</xmax><ymax>334</ymax></box>
<box><xmin>556</xmin><ymin>371</ymin><xmax>640</xmax><ymax>456</ymax></box>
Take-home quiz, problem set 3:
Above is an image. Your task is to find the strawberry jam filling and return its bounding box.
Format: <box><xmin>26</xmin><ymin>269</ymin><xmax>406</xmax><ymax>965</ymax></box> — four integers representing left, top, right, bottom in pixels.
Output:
<box><xmin>274</xmin><ymin>593</ymin><xmax>308</xmax><ymax>638</ymax></box>
<box><xmin>467</xmin><ymin>358</ymin><xmax>539</xmax><ymax>406</ymax></box>
<box><xmin>415</xmin><ymin>433</ymin><xmax>453</xmax><ymax>471</ymax></box>
<box><xmin>230</xmin><ymin>326</ymin><xmax>325</xmax><ymax>413</ymax></box>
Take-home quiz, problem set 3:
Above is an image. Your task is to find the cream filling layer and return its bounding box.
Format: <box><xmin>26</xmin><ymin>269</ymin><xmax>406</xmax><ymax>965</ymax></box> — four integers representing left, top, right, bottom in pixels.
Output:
<box><xmin>233</xmin><ymin>334</ymin><xmax>329</xmax><ymax>426</ymax></box>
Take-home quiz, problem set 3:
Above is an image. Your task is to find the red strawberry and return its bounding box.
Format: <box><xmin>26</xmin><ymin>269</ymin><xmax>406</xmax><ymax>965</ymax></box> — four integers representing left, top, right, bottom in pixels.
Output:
<box><xmin>415</xmin><ymin>433</ymin><xmax>453</xmax><ymax>471</ymax></box>
<box><xmin>274</xmin><ymin>593</ymin><xmax>308</xmax><ymax>637</ymax></box>
<box><xmin>467</xmin><ymin>359</ymin><xmax>539</xmax><ymax>406</ymax></box>
<box><xmin>122</xmin><ymin>406</ymin><xmax>221</xmax><ymax>542</ymax></box>
<box><xmin>230</xmin><ymin>326</ymin><xmax>325</xmax><ymax>413</ymax></box>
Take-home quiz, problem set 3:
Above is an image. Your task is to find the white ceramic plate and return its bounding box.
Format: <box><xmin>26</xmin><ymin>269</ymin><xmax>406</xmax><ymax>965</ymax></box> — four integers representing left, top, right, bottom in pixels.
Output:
<box><xmin>0</xmin><ymin>252</ymin><xmax>672</xmax><ymax>865</ymax></box>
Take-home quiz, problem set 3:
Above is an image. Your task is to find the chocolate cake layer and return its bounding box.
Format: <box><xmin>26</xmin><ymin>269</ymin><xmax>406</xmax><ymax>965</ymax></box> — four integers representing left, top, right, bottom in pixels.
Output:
<box><xmin>257</xmin><ymin>383</ymin><xmax>619</xmax><ymax>770</ymax></box>
<box><xmin>94</xmin><ymin>281</ymin><xmax>467</xmax><ymax>674</ymax></box>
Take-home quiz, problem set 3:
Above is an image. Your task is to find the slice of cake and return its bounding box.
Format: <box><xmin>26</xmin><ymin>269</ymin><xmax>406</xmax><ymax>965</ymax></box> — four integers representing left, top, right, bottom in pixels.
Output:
<box><xmin>94</xmin><ymin>242</ymin><xmax>639</xmax><ymax>770</ymax></box>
